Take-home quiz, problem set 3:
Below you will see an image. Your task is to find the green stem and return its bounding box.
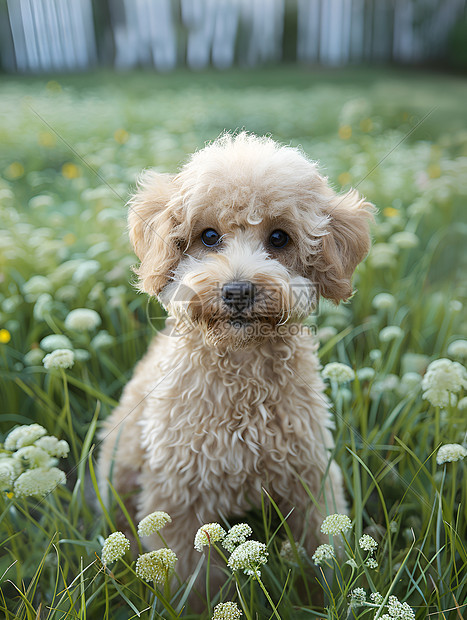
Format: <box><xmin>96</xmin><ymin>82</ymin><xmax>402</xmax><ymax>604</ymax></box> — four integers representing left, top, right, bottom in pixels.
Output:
<box><xmin>206</xmin><ymin>545</ymin><xmax>212</xmax><ymax>616</ymax></box>
<box><xmin>255</xmin><ymin>573</ymin><xmax>281</xmax><ymax>620</ymax></box>
<box><xmin>60</xmin><ymin>369</ymin><xmax>79</xmax><ymax>462</ymax></box>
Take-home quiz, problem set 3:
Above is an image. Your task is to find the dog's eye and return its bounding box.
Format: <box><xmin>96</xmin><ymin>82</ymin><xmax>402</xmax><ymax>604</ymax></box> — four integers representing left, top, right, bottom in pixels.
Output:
<box><xmin>201</xmin><ymin>229</ymin><xmax>221</xmax><ymax>247</ymax></box>
<box><xmin>269</xmin><ymin>229</ymin><xmax>289</xmax><ymax>248</ymax></box>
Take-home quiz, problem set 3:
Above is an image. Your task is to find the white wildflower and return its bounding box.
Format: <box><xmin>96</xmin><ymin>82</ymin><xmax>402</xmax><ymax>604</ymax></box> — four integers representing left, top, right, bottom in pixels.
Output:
<box><xmin>223</xmin><ymin>523</ymin><xmax>252</xmax><ymax>553</ymax></box>
<box><xmin>389</xmin><ymin>521</ymin><xmax>398</xmax><ymax>533</ymax></box>
<box><xmin>4</xmin><ymin>424</ymin><xmax>47</xmax><ymax>450</ymax></box>
<box><xmin>101</xmin><ymin>532</ymin><xmax>130</xmax><ymax>565</ymax></box>
<box><xmin>212</xmin><ymin>601</ymin><xmax>242</xmax><ymax>619</ymax></box>
<box><xmin>386</xmin><ymin>595</ymin><xmax>415</xmax><ymax>619</ymax></box>
<box><xmin>359</xmin><ymin>534</ymin><xmax>378</xmax><ymax>553</ymax></box>
<box><xmin>369</xmin><ymin>243</ymin><xmax>398</xmax><ymax>269</ymax></box>
<box><xmin>357</xmin><ymin>367</ymin><xmax>376</xmax><ymax>381</ymax></box>
<box><xmin>422</xmin><ymin>359</ymin><xmax>466</xmax><ymax>407</ymax></box>
<box><xmin>370</xmin><ymin>592</ymin><xmax>383</xmax><ymax>604</ymax></box>
<box><xmin>401</xmin><ymin>352</ymin><xmax>429</xmax><ymax>375</ymax></box>
<box><xmin>137</xmin><ymin>511</ymin><xmax>172</xmax><ymax>537</ymax></box>
<box><xmin>65</xmin><ymin>308</ymin><xmax>101</xmax><ymax>331</ymax></box>
<box><xmin>280</xmin><ymin>539</ymin><xmax>306</xmax><ymax>565</ymax></box>
<box><xmin>227</xmin><ymin>540</ymin><xmax>268</xmax><ymax>577</ymax></box>
<box><xmin>74</xmin><ymin>349</ymin><xmax>91</xmax><ymax>362</ymax></box>
<box><xmin>14</xmin><ymin>446</ymin><xmax>53</xmax><ymax>468</ymax></box>
<box><xmin>447</xmin><ymin>339</ymin><xmax>467</xmax><ymax>359</ymax></box>
<box><xmin>390</xmin><ymin>231</ymin><xmax>419</xmax><ymax>249</ymax></box>
<box><xmin>40</xmin><ymin>334</ymin><xmax>73</xmax><ymax>352</ymax></box>
<box><xmin>91</xmin><ymin>330</ymin><xmax>115</xmax><ymax>349</ymax></box>
<box><xmin>33</xmin><ymin>293</ymin><xmax>53</xmax><ymax>320</ymax></box>
<box><xmin>194</xmin><ymin>523</ymin><xmax>226</xmax><ymax>552</ymax></box>
<box><xmin>349</xmin><ymin>587</ymin><xmax>366</xmax><ymax>607</ymax></box>
<box><xmin>72</xmin><ymin>260</ymin><xmax>100</xmax><ymax>283</ymax></box>
<box><xmin>317</xmin><ymin>326</ymin><xmax>337</xmax><ymax>343</ymax></box>
<box><xmin>400</xmin><ymin>372</ymin><xmax>421</xmax><ymax>390</ymax></box>
<box><xmin>22</xmin><ymin>275</ymin><xmax>51</xmax><ymax>301</ymax></box>
<box><xmin>135</xmin><ymin>548</ymin><xmax>177</xmax><ymax>583</ymax></box>
<box><xmin>321</xmin><ymin>514</ymin><xmax>352</xmax><ymax>536</ymax></box>
<box><xmin>423</xmin><ymin>388</ymin><xmax>456</xmax><ymax>408</ymax></box>
<box><xmin>0</xmin><ymin>458</ymin><xmax>22</xmax><ymax>490</ymax></box>
<box><xmin>436</xmin><ymin>444</ymin><xmax>467</xmax><ymax>465</ymax></box>
<box><xmin>322</xmin><ymin>362</ymin><xmax>355</xmax><ymax>384</ymax></box>
<box><xmin>312</xmin><ymin>543</ymin><xmax>334</xmax><ymax>565</ymax></box>
<box><xmin>34</xmin><ymin>436</ymin><xmax>70</xmax><ymax>458</ymax></box>
<box><xmin>365</xmin><ymin>558</ymin><xmax>378</xmax><ymax>569</ymax></box>
<box><xmin>372</xmin><ymin>293</ymin><xmax>395</xmax><ymax>310</ymax></box>
<box><xmin>369</xmin><ymin>349</ymin><xmax>382</xmax><ymax>362</ymax></box>
<box><xmin>422</xmin><ymin>358</ymin><xmax>466</xmax><ymax>393</ymax></box>
<box><xmin>2</xmin><ymin>295</ymin><xmax>21</xmax><ymax>314</ymax></box>
<box><xmin>397</xmin><ymin>372</ymin><xmax>422</xmax><ymax>397</ymax></box>
<box><xmin>29</xmin><ymin>194</ymin><xmax>54</xmax><ymax>210</ymax></box>
<box><xmin>370</xmin><ymin>374</ymin><xmax>400</xmax><ymax>397</ymax></box>
<box><xmin>379</xmin><ymin>326</ymin><xmax>404</xmax><ymax>342</ymax></box>
<box><xmin>458</xmin><ymin>397</ymin><xmax>467</xmax><ymax>410</ymax></box>
<box><xmin>23</xmin><ymin>349</ymin><xmax>45</xmax><ymax>366</ymax></box>
<box><xmin>43</xmin><ymin>349</ymin><xmax>75</xmax><ymax>370</ymax></box>
<box><xmin>88</xmin><ymin>282</ymin><xmax>106</xmax><ymax>301</ymax></box>
<box><xmin>55</xmin><ymin>285</ymin><xmax>77</xmax><ymax>302</ymax></box>
<box><xmin>14</xmin><ymin>467</ymin><xmax>66</xmax><ymax>497</ymax></box>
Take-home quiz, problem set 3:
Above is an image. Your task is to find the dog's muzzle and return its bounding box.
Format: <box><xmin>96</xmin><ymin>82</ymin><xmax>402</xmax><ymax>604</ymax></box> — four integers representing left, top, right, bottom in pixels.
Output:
<box><xmin>222</xmin><ymin>280</ymin><xmax>256</xmax><ymax>313</ymax></box>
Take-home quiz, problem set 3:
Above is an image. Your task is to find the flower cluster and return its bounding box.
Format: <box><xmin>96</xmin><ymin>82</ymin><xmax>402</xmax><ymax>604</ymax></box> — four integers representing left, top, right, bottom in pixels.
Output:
<box><xmin>421</xmin><ymin>358</ymin><xmax>466</xmax><ymax>407</ymax></box>
<box><xmin>137</xmin><ymin>511</ymin><xmax>172</xmax><ymax>537</ymax></box>
<box><xmin>312</xmin><ymin>543</ymin><xmax>335</xmax><ymax>566</ymax></box>
<box><xmin>222</xmin><ymin>523</ymin><xmax>252</xmax><ymax>553</ymax></box>
<box><xmin>64</xmin><ymin>308</ymin><xmax>102</xmax><ymax>331</ymax></box>
<box><xmin>436</xmin><ymin>443</ymin><xmax>467</xmax><ymax>464</ymax></box>
<box><xmin>348</xmin><ymin>590</ymin><xmax>415</xmax><ymax>619</ymax></box>
<box><xmin>43</xmin><ymin>348</ymin><xmax>75</xmax><ymax>370</ymax></box>
<box><xmin>227</xmin><ymin>540</ymin><xmax>269</xmax><ymax>577</ymax></box>
<box><xmin>322</xmin><ymin>363</ymin><xmax>355</xmax><ymax>384</ymax></box>
<box><xmin>135</xmin><ymin>548</ymin><xmax>178</xmax><ymax>583</ymax></box>
<box><xmin>359</xmin><ymin>534</ymin><xmax>378</xmax><ymax>553</ymax></box>
<box><xmin>379</xmin><ymin>326</ymin><xmax>404</xmax><ymax>342</ymax></box>
<box><xmin>381</xmin><ymin>595</ymin><xmax>415</xmax><ymax>619</ymax></box>
<box><xmin>320</xmin><ymin>513</ymin><xmax>352</xmax><ymax>536</ymax></box>
<box><xmin>349</xmin><ymin>587</ymin><xmax>366</xmax><ymax>607</ymax></box>
<box><xmin>372</xmin><ymin>293</ymin><xmax>396</xmax><ymax>310</ymax></box>
<box><xmin>101</xmin><ymin>532</ymin><xmax>130</xmax><ymax>565</ymax></box>
<box><xmin>1</xmin><ymin>424</ymin><xmax>69</xmax><ymax>497</ymax></box>
<box><xmin>194</xmin><ymin>523</ymin><xmax>226</xmax><ymax>552</ymax></box>
<box><xmin>279</xmin><ymin>539</ymin><xmax>306</xmax><ymax>565</ymax></box>
<box><xmin>211</xmin><ymin>602</ymin><xmax>242</xmax><ymax>620</ymax></box>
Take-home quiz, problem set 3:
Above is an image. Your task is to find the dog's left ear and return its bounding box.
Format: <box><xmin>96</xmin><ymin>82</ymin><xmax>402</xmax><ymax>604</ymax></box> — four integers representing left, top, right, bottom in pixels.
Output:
<box><xmin>128</xmin><ymin>170</ymin><xmax>182</xmax><ymax>296</ymax></box>
<box><xmin>311</xmin><ymin>189</ymin><xmax>374</xmax><ymax>303</ymax></box>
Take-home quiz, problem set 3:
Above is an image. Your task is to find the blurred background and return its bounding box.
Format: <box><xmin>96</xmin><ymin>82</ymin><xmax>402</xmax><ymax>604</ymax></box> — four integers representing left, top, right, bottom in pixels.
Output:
<box><xmin>1</xmin><ymin>3</ymin><xmax>467</xmax><ymax>618</ymax></box>
<box><xmin>1</xmin><ymin>0</ymin><xmax>467</xmax><ymax>73</ymax></box>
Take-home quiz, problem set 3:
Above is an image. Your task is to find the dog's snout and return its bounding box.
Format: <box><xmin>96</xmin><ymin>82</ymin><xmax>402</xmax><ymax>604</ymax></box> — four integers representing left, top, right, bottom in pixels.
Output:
<box><xmin>222</xmin><ymin>280</ymin><xmax>256</xmax><ymax>311</ymax></box>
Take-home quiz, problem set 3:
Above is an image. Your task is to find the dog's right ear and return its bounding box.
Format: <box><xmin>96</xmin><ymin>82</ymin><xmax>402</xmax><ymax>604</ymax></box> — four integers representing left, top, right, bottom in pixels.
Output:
<box><xmin>128</xmin><ymin>170</ymin><xmax>181</xmax><ymax>296</ymax></box>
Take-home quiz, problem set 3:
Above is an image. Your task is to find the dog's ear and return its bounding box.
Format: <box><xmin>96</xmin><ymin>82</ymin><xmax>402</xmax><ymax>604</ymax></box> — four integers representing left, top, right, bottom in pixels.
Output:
<box><xmin>128</xmin><ymin>170</ymin><xmax>181</xmax><ymax>296</ymax></box>
<box><xmin>311</xmin><ymin>188</ymin><xmax>374</xmax><ymax>303</ymax></box>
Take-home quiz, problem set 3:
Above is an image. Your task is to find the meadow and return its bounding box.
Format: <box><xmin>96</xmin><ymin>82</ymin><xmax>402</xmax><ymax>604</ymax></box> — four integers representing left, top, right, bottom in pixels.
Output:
<box><xmin>0</xmin><ymin>67</ymin><xmax>466</xmax><ymax>619</ymax></box>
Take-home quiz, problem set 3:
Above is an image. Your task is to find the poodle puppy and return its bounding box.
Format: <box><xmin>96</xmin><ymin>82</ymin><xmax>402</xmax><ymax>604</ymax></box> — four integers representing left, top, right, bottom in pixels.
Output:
<box><xmin>98</xmin><ymin>133</ymin><xmax>373</xmax><ymax>577</ymax></box>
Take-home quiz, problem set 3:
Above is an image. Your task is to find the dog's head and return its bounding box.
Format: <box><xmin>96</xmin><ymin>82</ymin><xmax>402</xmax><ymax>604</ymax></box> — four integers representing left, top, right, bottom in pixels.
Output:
<box><xmin>129</xmin><ymin>133</ymin><xmax>373</xmax><ymax>348</ymax></box>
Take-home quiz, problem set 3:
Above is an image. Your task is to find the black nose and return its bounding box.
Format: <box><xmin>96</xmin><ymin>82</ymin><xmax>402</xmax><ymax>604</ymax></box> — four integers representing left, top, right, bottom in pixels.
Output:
<box><xmin>222</xmin><ymin>281</ymin><xmax>256</xmax><ymax>312</ymax></box>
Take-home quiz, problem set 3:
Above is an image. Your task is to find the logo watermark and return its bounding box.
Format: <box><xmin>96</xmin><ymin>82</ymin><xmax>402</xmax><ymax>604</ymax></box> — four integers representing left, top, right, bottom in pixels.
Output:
<box><xmin>146</xmin><ymin>281</ymin><xmax>321</xmax><ymax>337</ymax></box>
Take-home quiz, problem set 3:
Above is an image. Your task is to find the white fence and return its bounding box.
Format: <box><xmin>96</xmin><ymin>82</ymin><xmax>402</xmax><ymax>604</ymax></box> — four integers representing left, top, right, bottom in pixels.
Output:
<box><xmin>0</xmin><ymin>0</ymin><xmax>465</xmax><ymax>73</ymax></box>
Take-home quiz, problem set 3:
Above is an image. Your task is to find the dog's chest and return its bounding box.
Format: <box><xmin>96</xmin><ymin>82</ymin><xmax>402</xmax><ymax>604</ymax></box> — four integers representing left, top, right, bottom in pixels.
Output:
<box><xmin>141</xmin><ymin>335</ymin><xmax>327</xmax><ymax>485</ymax></box>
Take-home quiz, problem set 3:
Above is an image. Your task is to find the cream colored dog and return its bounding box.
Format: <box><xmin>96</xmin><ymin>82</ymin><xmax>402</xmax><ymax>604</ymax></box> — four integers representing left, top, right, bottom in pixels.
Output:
<box><xmin>98</xmin><ymin>133</ymin><xmax>372</xmax><ymax>577</ymax></box>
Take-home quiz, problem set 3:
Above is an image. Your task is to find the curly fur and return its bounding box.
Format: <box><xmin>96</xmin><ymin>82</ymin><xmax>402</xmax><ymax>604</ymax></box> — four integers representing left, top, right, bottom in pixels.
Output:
<box><xmin>98</xmin><ymin>132</ymin><xmax>373</xmax><ymax>580</ymax></box>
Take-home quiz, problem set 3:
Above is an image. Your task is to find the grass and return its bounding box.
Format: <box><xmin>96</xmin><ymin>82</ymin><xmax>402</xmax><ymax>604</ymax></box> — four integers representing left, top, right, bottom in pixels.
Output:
<box><xmin>0</xmin><ymin>67</ymin><xmax>466</xmax><ymax>618</ymax></box>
